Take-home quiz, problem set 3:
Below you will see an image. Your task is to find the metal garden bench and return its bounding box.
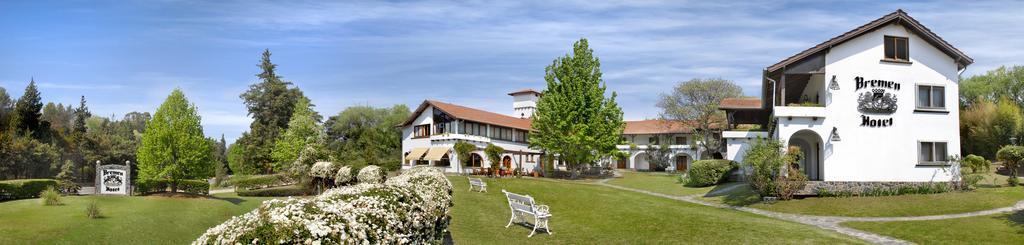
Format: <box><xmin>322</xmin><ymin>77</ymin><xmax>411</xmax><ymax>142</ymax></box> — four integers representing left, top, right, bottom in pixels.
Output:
<box><xmin>468</xmin><ymin>177</ymin><xmax>487</xmax><ymax>192</ymax></box>
<box><xmin>502</xmin><ymin>189</ymin><xmax>552</xmax><ymax>237</ymax></box>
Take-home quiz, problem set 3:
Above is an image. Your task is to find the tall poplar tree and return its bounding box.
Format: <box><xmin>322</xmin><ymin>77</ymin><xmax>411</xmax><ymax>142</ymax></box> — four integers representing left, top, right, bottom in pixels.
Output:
<box><xmin>529</xmin><ymin>38</ymin><xmax>625</xmax><ymax>176</ymax></box>
<box><xmin>137</xmin><ymin>89</ymin><xmax>212</xmax><ymax>192</ymax></box>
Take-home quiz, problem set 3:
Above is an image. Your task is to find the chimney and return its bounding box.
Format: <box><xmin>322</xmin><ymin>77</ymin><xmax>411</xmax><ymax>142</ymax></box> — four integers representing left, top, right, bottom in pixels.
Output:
<box><xmin>508</xmin><ymin>89</ymin><xmax>541</xmax><ymax>119</ymax></box>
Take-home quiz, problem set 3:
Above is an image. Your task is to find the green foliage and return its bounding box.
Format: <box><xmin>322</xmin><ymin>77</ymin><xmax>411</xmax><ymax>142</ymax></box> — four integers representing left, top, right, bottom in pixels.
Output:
<box><xmin>177</xmin><ymin>180</ymin><xmax>210</xmax><ymax>195</ymax></box>
<box><xmin>39</xmin><ymin>186</ymin><xmax>62</xmax><ymax>206</ymax></box>
<box><xmin>743</xmin><ymin>138</ymin><xmax>805</xmax><ymax>200</ymax></box>
<box><xmin>86</xmin><ymin>201</ymin><xmax>102</xmax><ymax>219</ymax></box>
<box><xmin>961</xmin><ymin>98</ymin><xmax>1024</xmax><ymax>160</ymax></box>
<box><xmin>237</xmin><ymin>49</ymin><xmax>307</xmax><ymax>174</ymax></box>
<box><xmin>134</xmin><ymin>179</ymin><xmax>168</xmax><ymax>194</ymax></box>
<box><xmin>237</xmin><ymin>185</ymin><xmax>310</xmax><ymax>197</ymax></box>
<box><xmin>643</xmin><ymin>136</ymin><xmax>673</xmax><ymax>170</ymax></box>
<box><xmin>530</xmin><ymin>38</ymin><xmax>625</xmax><ymax>173</ymax></box>
<box><xmin>657</xmin><ymin>78</ymin><xmax>743</xmax><ymax>158</ymax></box>
<box><xmin>225</xmin><ymin>174</ymin><xmax>292</xmax><ymax>189</ymax></box>
<box><xmin>13</xmin><ymin>79</ymin><xmax>45</xmax><ymax>138</ymax></box>
<box><xmin>453</xmin><ymin>141</ymin><xmax>475</xmax><ymax>174</ymax></box>
<box><xmin>271</xmin><ymin>97</ymin><xmax>323</xmax><ymax>172</ymax></box>
<box><xmin>685</xmin><ymin>160</ymin><xmax>737</xmax><ymax>187</ymax></box>
<box><xmin>324</xmin><ymin>105</ymin><xmax>410</xmax><ymax>169</ymax></box>
<box><xmin>0</xmin><ymin>179</ymin><xmax>58</xmax><ymax>201</ymax></box>
<box><xmin>960</xmin><ymin>65</ymin><xmax>1024</xmax><ymax>109</ymax></box>
<box><xmin>960</xmin><ymin>154</ymin><xmax>991</xmax><ymax>174</ymax></box>
<box><xmin>213</xmin><ymin>135</ymin><xmax>228</xmax><ymax>185</ymax></box>
<box><xmin>137</xmin><ymin>89</ymin><xmax>213</xmax><ymax>192</ymax></box>
<box><xmin>484</xmin><ymin>143</ymin><xmax>504</xmax><ymax>173</ymax></box>
<box><xmin>817</xmin><ymin>183</ymin><xmax>951</xmax><ymax>197</ymax></box>
<box><xmin>226</xmin><ymin>143</ymin><xmax>249</xmax><ymax>175</ymax></box>
<box><xmin>996</xmin><ymin>145</ymin><xmax>1024</xmax><ymax>186</ymax></box>
<box><xmin>0</xmin><ymin>132</ymin><xmax>60</xmax><ymax>179</ymax></box>
<box><xmin>55</xmin><ymin>160</ymin><xmax>81</xmax><ymax>194</ymax></box>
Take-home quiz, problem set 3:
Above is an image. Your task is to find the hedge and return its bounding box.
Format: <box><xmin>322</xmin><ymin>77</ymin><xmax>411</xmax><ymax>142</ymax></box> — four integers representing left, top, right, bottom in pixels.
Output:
<box><xmin>686</xmin><ymin>160</ymin><xmax>738</xmax><ymax>187</ymax></box>
<box><xmin>135</xmin><ymin>179</ymin><xmax>209</xmax><ymax>195</ymax></box>
<box><xmin>194</xmin><ymin>166</ymin><xmax>454</xmax><ymax>244</ymax></box>
<box><xmin>236</xmin><ymin>185</ymin><xmax>310</xmax><ymax>197</ymax></box>
<box><xmin>0</xmin><ymin>179</ymin><xmax>58</xmax><ymax>201</ymax></box>
<box><xmin>223</xmin><ymin>174</ymin><xmax>292</xmax><ymax>189</ymax></box>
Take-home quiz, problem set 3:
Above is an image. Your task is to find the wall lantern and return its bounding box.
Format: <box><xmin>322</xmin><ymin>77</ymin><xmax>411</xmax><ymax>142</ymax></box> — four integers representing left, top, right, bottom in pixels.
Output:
<box><xmin>830</xmin><ymin>127</ymin><xmax>841</xmax><ymax>141</ymax></box>
<box><xmin>829</xmin><ymin>75</ymin><xmax>840</xmax><ymax>90</ymax></box>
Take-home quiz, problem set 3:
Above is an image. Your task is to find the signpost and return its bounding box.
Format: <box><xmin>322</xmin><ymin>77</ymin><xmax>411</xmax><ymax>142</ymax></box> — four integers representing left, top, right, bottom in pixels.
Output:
<box><xmin>95</xmin><ymin>160</ymin><xmax>132</xmax><ymax>196</ymax></box>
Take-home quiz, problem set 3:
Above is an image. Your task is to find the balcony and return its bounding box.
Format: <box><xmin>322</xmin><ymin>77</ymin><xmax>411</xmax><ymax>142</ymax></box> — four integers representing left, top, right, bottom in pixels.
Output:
<box><xmin>773</xmin><ymin>106</ymin><xmax>828</xmax><ymax>119</ymax></box>
<box><xmin>429</xmin><ymin>133</ymin><xmax>492</xmax><ymax>143</ymax></box>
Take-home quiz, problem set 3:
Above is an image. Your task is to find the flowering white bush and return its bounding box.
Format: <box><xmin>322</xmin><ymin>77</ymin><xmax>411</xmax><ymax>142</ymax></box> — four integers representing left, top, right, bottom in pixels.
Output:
<box><xmin>309</xmin><ymin>161</ymin><xmax>336</xmax><ymax>179</ymax></box>
<box><xmin>357</xmin><ymin>165</ymin><xmax>385</xmax><ymax>183</ymax></box>
<box><xmin>334</xmin><ymin>166</ymin><xmax>353</xmax><ymax>184</ymax></box>
<box><xmin>194</xmin><ymin>167</ymin><xmax>453</xmax><ymax>245</ymax></box>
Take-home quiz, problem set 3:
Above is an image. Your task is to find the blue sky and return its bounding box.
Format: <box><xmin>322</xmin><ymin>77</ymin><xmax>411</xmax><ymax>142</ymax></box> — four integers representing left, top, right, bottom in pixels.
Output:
<box><xmin>1</xmin><ymin>1</ymin><xmax>1021</xmax><ymax>143</ymax></box>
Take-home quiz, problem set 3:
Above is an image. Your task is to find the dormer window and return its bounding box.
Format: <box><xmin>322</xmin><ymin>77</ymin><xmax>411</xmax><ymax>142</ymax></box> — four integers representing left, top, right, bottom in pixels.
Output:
<box><xmin>884</xmin><ymin>36</ymin><xmax>909</xmax><ymax>62</ymax></box>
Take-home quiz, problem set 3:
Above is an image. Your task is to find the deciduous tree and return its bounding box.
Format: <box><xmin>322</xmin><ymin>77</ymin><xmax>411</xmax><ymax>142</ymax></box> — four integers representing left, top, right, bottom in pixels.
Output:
<box><xmin>529</xmin><ymin>38</ymin><xmax>625</xmax><ymax>177</ymax></box>
<box><xmin>137</xmin><ymin>89</ymin><xmax>212</xmax><ymax>192</ymax></box>
<box><xmin>271</xmin><ymin>97</ymin><xmax>323</xmax><ymax>172</ymax></box>
<box><xmin>657</xmin><ymin>78</ymin><xmax>743</xmax><ymax>159</ymax></box>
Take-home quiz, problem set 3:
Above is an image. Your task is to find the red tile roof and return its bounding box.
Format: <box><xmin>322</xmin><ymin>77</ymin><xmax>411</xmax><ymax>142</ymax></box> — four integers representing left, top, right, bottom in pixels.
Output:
<box><xmin>403</xmin><ymin>100</ymin><xmax>533</xmax><ymax>130</ymax></box>
<box><xmin>623</xmin><ymin>120</ymin><xmax>697</xmax><ymax>134</ymax></box>
<box><xmin>719</xmin><ymin>98</ymin><xmax>762</xmax><ymax>109</ymax></box>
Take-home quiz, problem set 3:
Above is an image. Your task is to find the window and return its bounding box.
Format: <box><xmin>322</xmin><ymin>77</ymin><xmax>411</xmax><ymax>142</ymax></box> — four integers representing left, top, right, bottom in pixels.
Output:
<box><xmin>491</xmin><ymin>126</ymin><xmax>514</xmax><ymax>141</ymax></box>
<box><xmin>460</xmin><ymin>121</ymin><xmax>487</xmax><ymax>137</ymax></box>
<box><xmin>432</xmin><ymin>110</ymin><xmax>455</xmax><ymax>135</ymax></box>
<box><xmin>526</xmin><ymin>154</ymin><xmax>535</xmax><ymax>163</ymax></box>
<box><xmin>916</xmin><ymin>85</ymin><xmax>945</xmax><ymax>110</ymax></box>
<box><xmin>514</xmin><ymin>130</ymin><xmax>529</xmax><ymax>143</ymax></box>
<box><xmin>413</xmin><ymin>124</ymin><xmax>430</xmax><ymax>138</ymax></box>
<box><xmin>649</xmin><ymin>136</ymin><xmax>659</xmax><ymax>145</ymax></box>
<box><xmin>884</xmin><ymin>36</ymin><xmax>909</xmax><ymax>62</ymax></box>
<box><xmin>469</xmin><ymin>154</ymin><xmax>483</xmax><ymax>167</ymax></box>
<box><xmin>919</xmin><ymin>141</ymin><xmax>948</xmax><ymax>165</ymax></box>
<box><xmin>675</xmin><ymin>136</ymin><xmax>688</xmax><ymax>145</ymax></box>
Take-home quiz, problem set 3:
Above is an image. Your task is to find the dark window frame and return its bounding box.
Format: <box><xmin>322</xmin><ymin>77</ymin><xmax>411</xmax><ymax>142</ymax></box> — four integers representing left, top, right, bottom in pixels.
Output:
<box><xmin>916</xmin><ymin>85</ymin><xmax>946</xmax><ymax>110</ymax></box>
<box><xmin>413</xmin><ymin>124</ymin><xmax>430</xmax><ymax>138</ymax></box>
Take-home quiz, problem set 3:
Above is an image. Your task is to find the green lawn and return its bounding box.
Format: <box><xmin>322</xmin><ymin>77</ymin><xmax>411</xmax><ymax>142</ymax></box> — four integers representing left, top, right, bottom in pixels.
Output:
<box><xmin>0</xmin><ymin>193</ymin><xmax>276</xmax><ymax>244</ymax></box>
<box><xmin>843</xmin><ymin>212</ymin><xmax>1024</xmax><ymax>244</ymax></box>
<box><xmin>447</xmin><ymin>176</ymin><xmax>865</xmax><ymax>244</ymax></box>
<box><xmin>747</xmin><ymin>186</ymin><xmax>1024</xmax><ymax>217</ymax></box>
<box><xmin>604</xmin><ymin>171</ymin><xmax>718</xmax><ymax>196</ymax></box>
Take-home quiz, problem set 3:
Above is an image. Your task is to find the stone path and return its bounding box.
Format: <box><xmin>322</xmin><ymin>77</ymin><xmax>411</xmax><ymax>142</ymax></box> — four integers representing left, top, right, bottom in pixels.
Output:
<box><xmin>596</xmin><ymin>179</ymin><xmax>1024</xmax><ymax>245</ymax></box>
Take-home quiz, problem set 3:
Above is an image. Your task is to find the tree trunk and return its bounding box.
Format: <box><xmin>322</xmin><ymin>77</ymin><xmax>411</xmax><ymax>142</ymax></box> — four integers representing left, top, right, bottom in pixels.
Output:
<box><xmin>170</xmin><ymin>181</ymin><xmax>178</xmax><ymax>193</ymax></box>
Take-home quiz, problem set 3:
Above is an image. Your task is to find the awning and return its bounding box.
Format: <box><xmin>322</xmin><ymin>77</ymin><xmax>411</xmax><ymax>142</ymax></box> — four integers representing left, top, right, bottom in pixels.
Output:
<box><xmin>405</xmin><ymin>148</ymin><xmax>429</xmax><ymax>161</ymax></box>
<box><xmin>423</xmin><ymin>147</ymin><xmax>451</xmax><ymax>161</ymax></box>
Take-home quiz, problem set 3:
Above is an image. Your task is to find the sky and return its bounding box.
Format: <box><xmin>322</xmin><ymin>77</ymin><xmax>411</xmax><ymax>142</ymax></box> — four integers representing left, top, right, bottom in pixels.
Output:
<box><xmin>1</xmin><ymin>0</ymin><xmax>1022</xmax><ymax>143</ymax></box>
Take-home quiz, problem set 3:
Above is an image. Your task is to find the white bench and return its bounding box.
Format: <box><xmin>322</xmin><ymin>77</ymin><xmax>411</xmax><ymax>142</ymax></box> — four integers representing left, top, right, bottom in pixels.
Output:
<box><xmin>468</xmin><ymin>177</ymin><xmax>487</xmax><ymax>192</ymax></box>
<box><xmin>502</xmin><ymin>190</ymin><xmax>552</xmax><ymax>237</ymax></box>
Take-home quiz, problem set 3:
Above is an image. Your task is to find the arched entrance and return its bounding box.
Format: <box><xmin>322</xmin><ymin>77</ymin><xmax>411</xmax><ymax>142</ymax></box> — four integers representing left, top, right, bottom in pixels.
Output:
<box><xmin>502</xmin><ymin>156</ymin><xmax>512</xmax><ymax>169</ymax></box>
<box><xmin>633</xmin><ymin>152</ymin><xmax>650</xmax><ymax>170</ymax></box>
<box><xmin>789</xmin><ymin>130</ymin><xmax>824</xmax><ymax>181</ymax></box>
<box><xmin>674</xmin><ymin>154</ymin><xmax>691</xmax><ymax>172</ymax></box>
<box><xmin>470</xmin><ymin>153</ymin><xmax>483</xmax><ymax>167</ymax></box>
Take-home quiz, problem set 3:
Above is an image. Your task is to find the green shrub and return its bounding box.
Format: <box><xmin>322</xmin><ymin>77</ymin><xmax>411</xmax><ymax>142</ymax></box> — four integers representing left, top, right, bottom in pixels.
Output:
<box><xmin>40</xmin><ymin>186</ymin><xmax>62</xmax><ymax>206</ymax></box>
<box><xmin>685</xmin><ymin>160</ymin><xmax>737</xmax><ymax>187</ymax></box>
<box><xmin>997</xmin><ymin>145</ymin><xmax>1024</xmax><ymax>186</ymax></box>
<box><xmin>86</xmin><ymin>201</ymin><xmax>101</xmax><ymax>219</ymax></box>
<box><xmin>961</xmin><ymin>154</ymin><xmax>991</xmax><ymax>174</ymax></box>
<box><xmin>0</xmin><ymin>179</ymin><xmax>59</xmax><ymax>201</ymax></box>
<box><xmin>178</xmin><ymin>180</ymin><xmax>210</xmax><ymax>195</ymax></box>
<box><xmin>237</xmin><ymin>185</ymin><xmax>310</xmax><ymax>197</ymax></box>
<box><xmin>743</xmin><ymin>138</ymin><xmax>804</xmax><ymax>199</ymax></box>
<box><xmin>134</xmin><ymin>179</ymin><xmax>169</xmax><ymax>194</ymax></box>
<box><xmin>224</xmin><ymin>174</ymin><xmax>292</xmax><ymax>189</ymax></box>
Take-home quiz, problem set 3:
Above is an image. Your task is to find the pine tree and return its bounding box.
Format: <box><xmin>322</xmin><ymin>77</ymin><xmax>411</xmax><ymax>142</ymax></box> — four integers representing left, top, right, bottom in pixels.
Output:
<box><xmin>73</xmin><ymin>95</ymin><xmax>91</xmax><ymax>135</ymax></box>
<box><xmin>13</xmin><ymin>78</ymin><xmax>44</xmax><ymax>137</ymax></box>
<box><xmin>529</xmin><ymin>38</ymin><xmax>625</xmax><ymax>177</ymax></box>
<box><xmin>137</xmin><ymin>89</ymin><xmax>212</xmax><ymax>192</ymax></box>
<box><xmin>237</xmin><ymin>49</ymin><xmax>305</xmax><ymax>174</ymax></box>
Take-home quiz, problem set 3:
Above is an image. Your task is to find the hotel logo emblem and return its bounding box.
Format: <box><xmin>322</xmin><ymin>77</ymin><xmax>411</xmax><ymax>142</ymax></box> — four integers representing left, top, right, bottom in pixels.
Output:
<box><xmin>854</xmin><ymin>77</ymin><xmax>900</xmax><ymax>127</ymax></box>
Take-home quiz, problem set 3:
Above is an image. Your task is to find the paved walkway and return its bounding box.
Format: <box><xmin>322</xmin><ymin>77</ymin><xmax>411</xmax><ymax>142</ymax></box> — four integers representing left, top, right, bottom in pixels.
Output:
<box><xmin>597</xmin><ymin>179</ymin><xmax>1024</xmax><ymax>245</ymax></box>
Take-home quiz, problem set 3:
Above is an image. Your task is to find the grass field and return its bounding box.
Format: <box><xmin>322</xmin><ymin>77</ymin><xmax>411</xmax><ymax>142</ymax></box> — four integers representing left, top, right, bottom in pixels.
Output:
<box><xmin>745</xmin><ymin>186</ymin><xmax>1024</xmax><ymax>217</ymax></box>
<box><xmin>0</xmin><ymin>193</ymin><xmax>275</xmax><ymax>244</ymax></box>
<box><xmin>604</xmin><ymin>171</ymin><xmax>718</xmax><ymax>196</ymax></box>
<box><xmin>843</xmin><ymin>211</ymin><xmax>1024</xmax><ymax>244</ymax></box>
<box><xmin>447</xmin><ymin>176</ymin><xmax>865</xmax><ymax>244</ymax></box>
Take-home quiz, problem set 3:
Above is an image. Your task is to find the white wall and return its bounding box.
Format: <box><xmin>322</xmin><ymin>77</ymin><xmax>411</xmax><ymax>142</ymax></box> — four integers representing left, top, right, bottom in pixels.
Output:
<box><xmin>400</xmin><ymin>105</ymin><xmax>541</xmax><ymax>173</ymax></box>
<box><xmin>775</xmin><ymin>23</ymin><xmax>960</xmax><ymax>182</ymax></box>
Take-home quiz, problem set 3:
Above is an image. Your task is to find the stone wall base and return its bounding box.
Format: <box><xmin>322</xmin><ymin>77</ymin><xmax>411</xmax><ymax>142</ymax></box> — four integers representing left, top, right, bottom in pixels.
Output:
<box><xmin>797</xmin><ymin>181</ymin><xmax>951</xmax><ymax>196</ymax></box>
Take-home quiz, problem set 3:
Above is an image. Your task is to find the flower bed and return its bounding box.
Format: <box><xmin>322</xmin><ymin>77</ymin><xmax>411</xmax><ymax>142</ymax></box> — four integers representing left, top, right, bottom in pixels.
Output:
<box><xmin>193</xmin><ymin>166</ymin><xmax>453</xmax><ymax>244</ymax></box>
<box><xmin>357</xmin><ymin>165</ymin><xmax>385</xmax><ymax>183</ymax></box>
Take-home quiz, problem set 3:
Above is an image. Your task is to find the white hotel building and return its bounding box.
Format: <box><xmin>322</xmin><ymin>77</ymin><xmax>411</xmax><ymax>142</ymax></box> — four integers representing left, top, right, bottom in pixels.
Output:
<box><xmin>400</xmin><ymin>10</ymin><xmax>970</xmax><ymax>185</ymax></box>
<box><xmin>399</xmin><ymin>89</ymin><xmax>702</xmax><ymax>174</ymax></box>
<box><xmin>721</xmin><ymin>10</ymin><xmax>971</xmax><ymax>183</ymax></box>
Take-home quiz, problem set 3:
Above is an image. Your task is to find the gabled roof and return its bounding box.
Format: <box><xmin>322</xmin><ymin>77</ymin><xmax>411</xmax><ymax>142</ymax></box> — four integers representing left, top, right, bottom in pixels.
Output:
<box><xmin>623</xmin><ymin>120</ymin><xmax>698</xmax><ymax>135</ymax></box>
<box><xmin>508</xmin><ymin>89</ymin><xmax>542</xmax><ymax>96</ymax></box>
<box><xmin>767</xmin><ymin>9</ymin><xmax>972</xmax><ymax>72</ymax></box>
<box><xmin>402</xmin><ymin>100</ymin><xmax>533</xmax><ymax>130</ymax></box>
<box><xmin>719</xmin><ymin>98</ymin><xmax>763</xmax><ymax>110</ymax></box>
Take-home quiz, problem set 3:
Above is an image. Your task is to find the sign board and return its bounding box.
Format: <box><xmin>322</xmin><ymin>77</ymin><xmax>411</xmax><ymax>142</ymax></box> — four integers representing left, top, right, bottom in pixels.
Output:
<box><xmin>96</xmin><ymin>164</ymin><xmax>131</xmax><ymax>195</ymax></box>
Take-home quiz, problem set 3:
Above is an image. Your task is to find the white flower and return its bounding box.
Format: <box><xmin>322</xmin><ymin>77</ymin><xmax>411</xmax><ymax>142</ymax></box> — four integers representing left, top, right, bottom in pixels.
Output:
<box><xmin>356</xmin><ymin>165</ymin><xmax>384</xmax><ymax>184</ymax></box>
<box><xmin>309</xmin><ymin>162</ymin><xmax>336</xmax><ymax>179</ymax></box>
<box><xmin>334</xmin><ymin>166</ymin><xmax>353</xmax><ymax>184</ymax></box>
